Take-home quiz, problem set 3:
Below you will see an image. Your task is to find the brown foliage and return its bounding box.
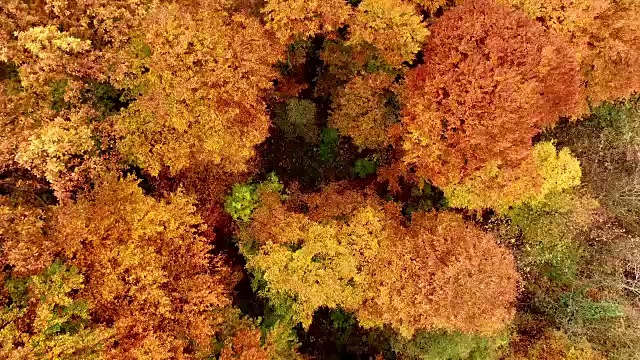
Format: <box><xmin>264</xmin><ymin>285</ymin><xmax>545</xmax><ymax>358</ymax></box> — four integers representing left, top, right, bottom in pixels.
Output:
<box><xmin>401</xmin><ymin>0</ymin><xmax>583</xmax><ymax>187</ymax></box>
<box><xmin>507</xmin><ymin>330</ymin><xmax>606</xmax><ymax>360</ymax></box>
<box><xmin>314</xmin><ymin>40</ymin><xmax>385</xmax><ymax>98</ymax></box>
<box><xmin>0</xmin><ymin>199</ymin><xmax>52</xmax><ymax>277</ymax></box>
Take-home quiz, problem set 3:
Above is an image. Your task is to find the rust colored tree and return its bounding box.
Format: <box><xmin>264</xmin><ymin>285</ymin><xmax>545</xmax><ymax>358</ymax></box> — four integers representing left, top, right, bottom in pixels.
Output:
<box><xmin>502</xmin><ymin>0</ymin><xmax>640</xmax><ymax>105</ymax></box>
<box><xmin>358</xmin><ymin>211</ymin><xmax>520</xmax><ymax>337</ymax></box>
<box><xmin>400</xmin><ymin>0</ymin><xmax>583</xmax><ymax>187</ymax></box>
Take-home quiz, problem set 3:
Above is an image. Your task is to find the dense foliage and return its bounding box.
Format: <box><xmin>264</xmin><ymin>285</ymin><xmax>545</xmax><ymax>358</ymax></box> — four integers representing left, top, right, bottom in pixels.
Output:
<box><xmin>1</xmin><ymin>0</ymin><xmax>639</xmax><ymax>359</ymax></box>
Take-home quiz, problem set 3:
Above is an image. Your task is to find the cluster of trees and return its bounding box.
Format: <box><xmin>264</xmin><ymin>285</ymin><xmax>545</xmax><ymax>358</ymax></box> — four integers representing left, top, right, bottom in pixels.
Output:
<box><xmin>1</xmin><ymin>0</ymin><xmax>640</xmax><ymax>358</ymax></box>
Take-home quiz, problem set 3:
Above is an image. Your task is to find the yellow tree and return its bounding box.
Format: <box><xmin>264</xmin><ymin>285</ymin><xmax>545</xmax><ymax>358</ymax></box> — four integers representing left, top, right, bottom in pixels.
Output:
<box><xmin>0</xmin><ymin>68</ymin><xmax>43</xmax><ymax>172</ymax></box>
<box><xmin>348</xmin><ymin>0</ymin><xmax>429</xmax><ymax>67</ymax></box>
<box><xmin>240</xmin><ymin>183</ymin><xmax>519</xmax><ymax>336</ymax></box>
<box><xmin>0</xmin><ymin>261</ymin><xmax>114</xmax><ymax>359</ymax></box>
<box><xmin>262</xmin><ymin>0</ymin><xmax>352</xmax><ymax>44</ymax></box>
<box><xmin>15</xmin><ymin>108</ymin><xmax>103</xmax><ymax>196</ymax></box>
<box><xmin>0</xmin><ymin>196</ymin><xmax>53</xmax><ymax>277</ymax></box>
<box><xmin>444</xmin><ymin>142</ymin><xmax>583</xmax><ymax>212</ymax></box>
<box><xmin>116</xmin><ymin>1</ymin><xmax>280</xmax><ymax>175</ymax></box>
<box><xmin>244</xmin><ymin>186</ymin><xmax>399</xmax><ymax>327</ymax></box>
<box><xmin>507</xmin><ymin>330</ymin><xmax>605</xmax><ymax>360</ymax></box>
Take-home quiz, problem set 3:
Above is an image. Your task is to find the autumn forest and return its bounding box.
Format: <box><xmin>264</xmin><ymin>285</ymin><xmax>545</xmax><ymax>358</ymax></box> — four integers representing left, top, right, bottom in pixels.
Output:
<box><xmin>1</xmin><ymin>0</ymin><xmax>640</xmax><ymax>359</ymax></box>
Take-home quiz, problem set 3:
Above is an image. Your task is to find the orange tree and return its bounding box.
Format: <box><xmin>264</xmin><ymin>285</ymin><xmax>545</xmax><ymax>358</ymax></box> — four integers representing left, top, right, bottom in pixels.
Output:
<box><xmin>501</xmin><ymin>0</ymin><xmax>640</xmax><ymax>106</ymax></box>
<box><xmin>115</xmin><ymin>0</ymin><xmax>281</xmax><ymax>176</ymax></box>
<box><xmin>400</xmin><ymin>0</ymin><xmax>583</xmax><ymax>188</ymax></box>
<box><xmin>1</xmin><ymin>174</ymin><xmax>235</xmax><ymax>358</ymax></box>
<box><xmin>0</xmin><ymin>0</ymin><xmax>148</xmax><ymax>198</ymax></box>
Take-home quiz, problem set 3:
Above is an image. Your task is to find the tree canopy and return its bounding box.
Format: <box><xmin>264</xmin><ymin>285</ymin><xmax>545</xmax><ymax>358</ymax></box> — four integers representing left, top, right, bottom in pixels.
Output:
<box><xmin>2</xmin><ymin>0</ymin><xmax>640</xmax><ymax>358</ymax></box>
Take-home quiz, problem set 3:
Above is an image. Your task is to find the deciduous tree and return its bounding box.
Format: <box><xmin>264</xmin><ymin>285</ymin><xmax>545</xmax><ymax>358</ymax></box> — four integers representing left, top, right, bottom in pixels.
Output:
<box><xmin>116</xmin><ymin>1</ymin><xmax>280</xmax><ymax>175</ymax></box>
<box><xmin>262</xmin><ymin>0</ymin><xmax>352</xmax><ymax>44</ymax></box>
<box><xmin>359</xmin><ymin>211</ymin><xmax>519</xmax><ymax>337</ymax></box>
<box><xmin>0</xmin><ymin>261</ymin><xmax>113</xmax><ymax>359</ymax></box>
<box><xmin>444</xmin><ymin>142</ymin><xmax>583</xmax><ymax>212</ymax></box>
<box><xmin>401</xmin><ymin>0</ymin><xmax>583</xmax><ymax>187</ymax></box>
<box><xmin>348</xmin><ymin>0</ymin><xmax>429</xmax><ymax>67</ymax></box>
<box><xmin>50</xmin><ymin>175</ymin><xmax>232</xmax><ymax>357</ymax></box>
<box><xmin>501</xmin><ymin>0</ymin><xmax>640</xmax><ymax>105</ymax></box>
<box><xmin>2</xmin><ymin>173</ymin><xmax>235</xmax><ymax>358</ymax></box>
<box><xmin>0</xmin><ymin>0</ymin><xmax>149</xmax><ymax>197</ymax></box>
<box><xmin>329</xmin><ymin>73</ymin><xmax>396</xmax><ymax>149</ymax></box>
<box><xmin>238</xmin><ymin>183</ymin><xmax>519</xmax><ymax>336</ymax></box>
<box><xmin>244</xmin><ymin>186</ymin><xmax>398</xmax><ymax>327</ymax></box>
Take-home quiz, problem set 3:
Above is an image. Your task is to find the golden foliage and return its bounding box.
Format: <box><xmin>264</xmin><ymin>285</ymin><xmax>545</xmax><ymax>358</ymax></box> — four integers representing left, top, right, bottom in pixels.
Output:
<box><xmin>116</xmin><ymin>1</ymin><xmax>279</xmax><ymax>175</ymax></box>
<box><xmin>501</xmin><ymin>0</ymin><xmax>640</xmax><ymax>105</ymax></box>
<box><xmin>244</xmin><ymin>185</ymin><xmax>519</xmax><ymax>336</ymax></box>
<box><xmin>0</xmin><ymin>174</ymin><xmax>240</xmax><ymax>358</ymax></box>
<box><xmin>17</xmin><ymin>25</ymin><xmax>91</xmax><ymax>59</ymax></box>
<box><xmin>445</xmin><ymin>142</ymin><xmax>583</xmax><ymax>211</ymax></box>
<box><xmin>508</xmin><ymin>330</ymin><xmax>606</xmax><ymax>360</ymax></box>
<box><xmin>15</xmin><ymin>108</ymin><xmax>100</xmax><ymax>195</ymax></box>
<box><xmin>245</xmin><ymin>187</ymin><xmax>397</xmax><ymax>327</ymax></box>
<box><xmin>348</xmin><ymin>0</ymin><xmax>429</xmax><ymax>67</ymax></box>
<box><xmin>401</xmin><ymin>0</ymin><xmax>583</xmax><ymax>187</ymax></box>
<box><xmin>49</xmin><ymin>175</ymin><xmax>231</xmax><ymax>357</ymax></box>
<box><xmin>2</xmin><ymin>0</ymin><xmax>148</xmax><ymax>91</ymax></box>
<box><xmin>0</xmin><ymin>0</ymin><xmax>149</xmax><ymax>197</ymax></box>
<box><xmin>262</xmin><ymin>0</ymin><xmax>352</xmax><ymax>43</ymax></box>
<box><xmin>329</xmin><ymin>73</ymin><xmax>396</xmax><ymax>149</ymax></box>
<box><xmin>1</xmin><ymin>261</ymin><xmax>114</xmax><ymax>359</ymax></box>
